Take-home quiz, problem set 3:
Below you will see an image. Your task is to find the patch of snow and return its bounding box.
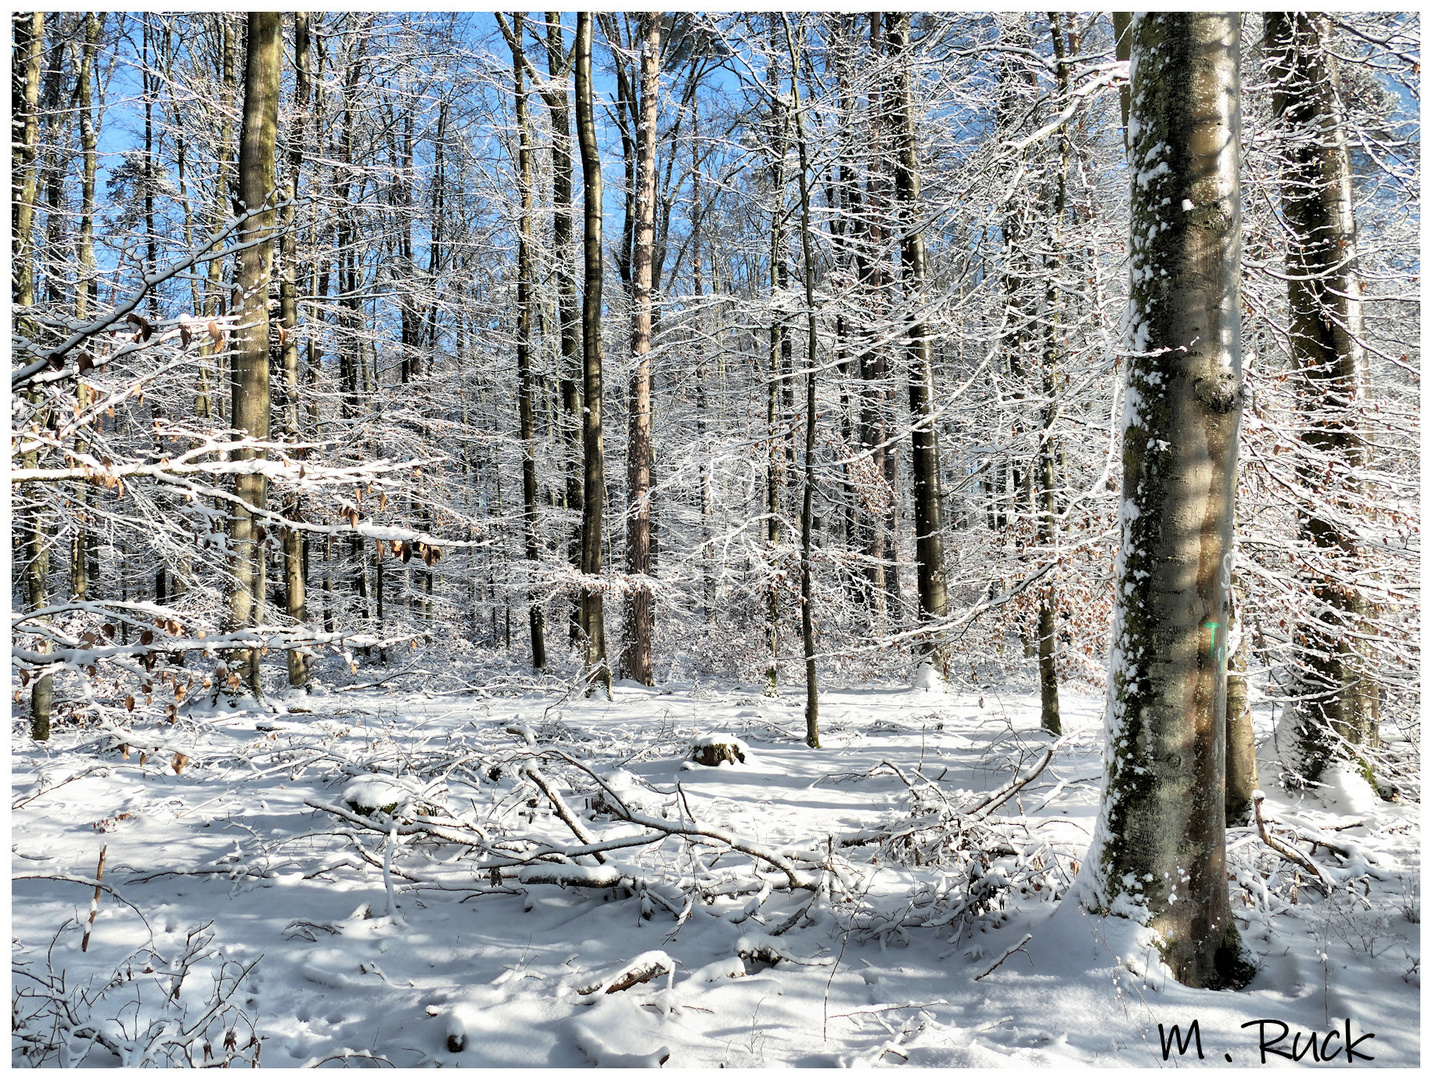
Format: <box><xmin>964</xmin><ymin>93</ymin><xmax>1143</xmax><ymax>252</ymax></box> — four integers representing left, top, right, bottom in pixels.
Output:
<box><xmin>10</xmin><ymin>673</ymin><xmax>1419</xmax><ymax>1068</ymax></box>
<box><xmin>1319</xmin><ymin>760</ymin><xmax>1378</xmax><ymax>816</ymax></box>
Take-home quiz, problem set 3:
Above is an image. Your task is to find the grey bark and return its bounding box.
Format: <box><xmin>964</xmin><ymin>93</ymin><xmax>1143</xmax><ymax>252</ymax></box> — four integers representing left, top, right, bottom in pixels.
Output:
<box><xmin>995</xmin><ymin>15</ymin><xmax>1038</xmax><ymax>548</ymax></box>
<box><xmin>140</xmin><ymin>16</ymin><xmax>159</xmax><ymax>323</ymax></box>
<box><xmin>1225</xmin><ymin>566</ymin><xmax>1258</xmax><ymax>824</ymax></box>
<box><xmin>75</xmin><ymin>12</ymin><xmax>101</xmax><ymax>323</ymax></box>
<box><xmin>856</xmin><ymin>13</ymin><xmax>892</xmax><ymax>623</ymax></box>
<box><xmin>1081</xmin><ymin>12</ymin><xmax>1251</xmax><ymax>990</ymax></box>
<box><xmin>1265</xmin><ymin>12</ymin><xmax>1379</xmax><ymax>787</ymax></box>
<box><xmin>691</xmin><ymin>134</ymin><xmax>716</xmax><ymax>622</ymax></box>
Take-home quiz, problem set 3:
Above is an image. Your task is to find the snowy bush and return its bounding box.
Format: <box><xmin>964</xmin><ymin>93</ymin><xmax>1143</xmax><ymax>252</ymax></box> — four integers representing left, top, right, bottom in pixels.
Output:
<box><xmin>12</xmin><ymin>922</ymin><xmax>260</xmax><ymax>1067</ymax></box>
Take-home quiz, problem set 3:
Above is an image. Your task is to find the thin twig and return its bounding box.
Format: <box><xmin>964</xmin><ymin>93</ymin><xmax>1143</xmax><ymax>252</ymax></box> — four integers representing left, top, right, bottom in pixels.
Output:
<box><xmin>973</xmin><ymin>933</ymin><xmax>1033</xmax><ymax>981</ymax></box>
<box><xmin>81</xmin><ymin>845</ymin><xmax>108</xmax><ymax>952</ymax></box>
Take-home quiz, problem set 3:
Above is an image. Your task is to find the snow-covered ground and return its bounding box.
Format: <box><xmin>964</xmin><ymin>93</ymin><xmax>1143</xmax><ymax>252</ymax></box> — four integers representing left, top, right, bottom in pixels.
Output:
<box><xmin>11</xmin><ymin>667</ymin><xmax>1420</xmax><ymax>1067</ymax></box>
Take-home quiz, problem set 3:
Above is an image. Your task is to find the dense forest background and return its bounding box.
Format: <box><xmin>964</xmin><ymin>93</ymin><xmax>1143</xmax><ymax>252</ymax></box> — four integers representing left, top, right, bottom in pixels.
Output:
<box><xmin>11</xmin><ymin>11</ymin><xmax>1420</xmax><ymax>787</ymax></box>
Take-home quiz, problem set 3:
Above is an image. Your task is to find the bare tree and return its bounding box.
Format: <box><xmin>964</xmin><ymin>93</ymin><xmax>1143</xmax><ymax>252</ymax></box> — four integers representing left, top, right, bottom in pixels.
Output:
<box><xmin>224</xmin><ymin>11</ymin><xmax>282</xmax><ymax>700</ymax></box>
<box><xmin>1033</xmin><ymin>12</ymin><xmax>1072</xmax><ymax>736</ymax></box>
<box><xmin>279</xmin><ymin>11</ymin><xmax>311</xmax><ymax>689</ymax></box>
<box><xmin>762</xmin><ymin>30</ymin><xmax>790</xmax><ymax>697</ymax></box>
<box><xmin>621</xmin><ymin>11</ymin><xmax>661</xmax><ymax>686</ymax></box>
<box><xmin>509</xmin><ymin>12</ymin><xmax>547</xmax><ymax>673</ymax></box>
<box><xmin>14</xmin><ymin>11</ymin><xmax>50</xmax><ymax>738</ymax></box>
<box><xmin>543</xmin><ymin>13</ymin><xmax>584</xmax><ymax>643</ymax></box>
<box><xmin>575</xmin><ymin>11</ymin><xmax>611</xmax><ymax>696</ymax></box>
<box><xmin>780</xmin><ymin>14</ymin><xmax>820</xmax><ymax>747</ymax></box>
<box><xmin>887</xmin><ymin>13</ymin><xmax>949</xmax><ymax>683</ymax></box>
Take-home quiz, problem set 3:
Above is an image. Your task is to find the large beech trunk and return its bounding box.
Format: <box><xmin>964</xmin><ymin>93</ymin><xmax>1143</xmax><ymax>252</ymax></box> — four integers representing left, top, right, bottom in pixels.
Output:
<box><xmin>1080</xmin><ymin>13</ymin><xmax>1251</xmax><ymax>990</ymax></box>
<box><xmin>1265</xmin><ymin>12</ymin><xmax>1378</xmax><ymax>787</ymax></box>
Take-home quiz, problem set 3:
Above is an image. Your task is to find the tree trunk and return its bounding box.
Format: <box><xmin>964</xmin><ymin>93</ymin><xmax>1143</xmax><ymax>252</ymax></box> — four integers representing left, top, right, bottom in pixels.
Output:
<box><xmin>575</xmin><ymin>11</ymin><xmax>611</xmax><ymax>697</ymax></box>
<box><xmin>140</xmin><ymin>16</ymin><xmax>159</xmax><ymax>323</ymax></box>
<box><xmin>280</xmin><ymin>11</ymin><xmax>311</xmax><ymax>689</ymax></box>
<box><xmin>68</xmin><ymin>12</ymin><xmax>103</xmax><ymax>606</ymax></box>
<box><xmin>888</xmin><ymin>13</ymin><xmax>949</xmax><ymax>682</ymax></box>
<box><xmin>829</xmin><ymin>23</ymin><xmax>861</xmax><ymax>608</ymax></box>
<box><xmin>199</xmin><ymin>15</ymin><xmax>238</xmax><ymax>423</ymax></box>
<box><xmin>225</xmin><ymin>11</ymin><xmax>282</xmax><ymax>701</ymax></box>
<box><xmin>621</xmin><ymin>11</ymin><xmax>660</xmax><ymax>686</ymax></box>
<box><xmin>1111</xmin><ymin>12</ymin><xmax>1133</xmax><ymax>150</ymax></box>
<box><xmin>857</xmin><ymin>13</ymin><xmax>890</xmax><ymax>625</ymax></box>
<box><xmin>542</xmin><ymin>13</ymin><xmax>585</xmax><ymax>645</ymax></box>
<box><xmin>14</xmin><ymin>11</ymin><xmax>50</xmax><ymax>738</ymax></box>
<box><xmin>763</xmin><ymin>49</ymin><xmax>790</xmax><ymax>697</ymax></box>
<box><xmin>1225</xmin><ymin>565</ymin><xmax>1258</xmax><ymax>825</ymax></box>
<box><xmin>75</xmin><ymin>12</ymin><xmax>101</xmax><ymax>321</ymax></box>
<box><xmin>1265</xmin><ymin>12</ymin><xmax>1378</xmax><ymax>787</ymax></box>
<box><xmin>39</xmin><ymin>23</ymin><xmax>68</xmax><ymax>310</ymax></box>
<box><xmin>510</xmin><ymin>12</ymin><xmax>547</xmax><ymax>673</ymax></box>
<box><xmin>691</xmin><ymin>127</ymin><xmax>716</xmax><ymax>623</ymax></box>
<box><xmin>782</xmin><ymin>15</ymin><xmax>821</xmax><ymax>748</ymax></box>
<box><xmin>12</xmin><ymin>11</ymin><xmax>43</xmax><ymax>318</ymax></box>
<box><xmin>1036</xmin><ymin>12</ymin><xmax>1070</xmax><ymax>736</ymax></box>
<box><xmin>1080</xmin><ymin>13</ymin><xmax>1251</xmax><ymax>990</ymax></box>
<box><xmin>423</xmin><ymin>96</ymin><xmax>447</xmax><ymax>385</ymax></box>
<box><xmin>995</xmin><ymin>16</ymin><xmax>1038</xmax><ymax>560</ymax></box>
<box><xmin>335</xmin><ymin>24</ymin><xmax>368</xmax><ymax>421</ymax></box>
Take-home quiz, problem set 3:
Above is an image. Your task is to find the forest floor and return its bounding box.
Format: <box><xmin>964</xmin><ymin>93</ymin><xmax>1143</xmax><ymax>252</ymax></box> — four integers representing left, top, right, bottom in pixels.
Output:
<box><xmin>10</xmin><ymin>656</ymin><xmax>1421</xmax><ymax>1068</ymax></box>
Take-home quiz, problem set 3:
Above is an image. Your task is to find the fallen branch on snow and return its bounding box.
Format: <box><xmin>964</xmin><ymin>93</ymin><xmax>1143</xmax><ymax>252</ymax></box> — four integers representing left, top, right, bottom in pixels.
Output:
<box><xmin>576</xmin><ymin>950</ymin><xmax>675</xmax><ymax>995</ymax></box>
<box><xmin>974</xmin><ymin>932</ymin><xmax>1033</xmax><ymax>981</ymax></box>
<box><xmin>1253</xmin><ymin>795</ymin><xmax>1334</xmax><ymax>895</ymax></box>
